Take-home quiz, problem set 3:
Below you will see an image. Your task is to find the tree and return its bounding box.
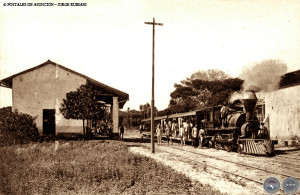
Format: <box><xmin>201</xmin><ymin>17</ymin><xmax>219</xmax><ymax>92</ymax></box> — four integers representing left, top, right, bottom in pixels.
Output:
<box><xmin>120</xmin><ymin>109</ymin><xmax>144</xmax><ymax>128</ymax></box>
<box><xmin>139</xmin><ymin>103</ymin><xmax>150</xmax><ymax>119</ymax></box>
<box><xmin>60</xmin><ymin>84</ymin><xmax>106</xmax><ymax>139</ymax></box>
<box><xmin>119</xmin><ymin>110</ymin><xmax>128</xmax><ymax>127</ymax></box>
<box><xmin>189</xmin><ymin>69</ymin><xmax>230</xmax><ymax>81</ymax></box>
<box><xmin>168</xmin><ymin>69</ymin><xmax>243</xmax><ymax>113</ymax></box>
<box><xmin>157</xmin><ymin>107</ymin><xmax>171</xmax><ymax>116</ymax></box>
<box><xmin>130</xmin><ymin>109</ymin><xmax>144</xmax><ymax>127</ymax></box>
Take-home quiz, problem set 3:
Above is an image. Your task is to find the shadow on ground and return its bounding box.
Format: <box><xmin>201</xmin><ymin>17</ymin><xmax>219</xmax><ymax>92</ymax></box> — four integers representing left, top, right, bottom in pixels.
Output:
<box><xmin>123</xmin><ymin>138</ymin><xmax>151</xmax><ymax>144</ymax></box>
<box><xmin>275</xmin><ymin>145</ymin><xmax>300</xmax><ymax>155</ymax></box>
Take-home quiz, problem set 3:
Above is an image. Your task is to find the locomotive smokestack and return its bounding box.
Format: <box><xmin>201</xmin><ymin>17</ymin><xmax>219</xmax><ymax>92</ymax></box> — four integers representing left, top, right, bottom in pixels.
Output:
<box><xmin>242</xmin><ymin>90</ymin><xmax>257</xmax><ymax>121</ymax></box>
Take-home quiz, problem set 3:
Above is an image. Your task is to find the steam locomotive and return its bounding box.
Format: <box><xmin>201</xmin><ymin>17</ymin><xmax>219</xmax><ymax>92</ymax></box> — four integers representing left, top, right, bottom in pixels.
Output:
<box><xmin>201</xmin><ymin>90</ymin><xmax>276</xmax><ymax>156</ymax></box>
<box><xmin>142</xmin><ymin>90</ymin><xmax>277</xmax><ymax>156</ymax></box>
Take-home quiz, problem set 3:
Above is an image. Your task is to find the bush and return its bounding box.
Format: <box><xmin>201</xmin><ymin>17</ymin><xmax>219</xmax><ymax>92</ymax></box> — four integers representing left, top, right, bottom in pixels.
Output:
<box><xmin>0</xmin><ymin>107</ymin><xmax>38</xmax><ymax>146</ymax></box>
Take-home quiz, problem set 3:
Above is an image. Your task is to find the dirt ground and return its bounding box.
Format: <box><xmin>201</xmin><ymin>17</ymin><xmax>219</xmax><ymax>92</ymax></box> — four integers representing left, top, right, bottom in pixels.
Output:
<box><xmin>124</xmin><ymin>129</ymin><xmax>300</xmax><ymax>195</ymax></box>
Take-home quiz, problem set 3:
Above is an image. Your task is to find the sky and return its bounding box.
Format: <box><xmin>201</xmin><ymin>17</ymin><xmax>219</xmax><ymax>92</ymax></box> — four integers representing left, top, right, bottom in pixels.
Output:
<box><xmin>1</xmin><ymin>0</ymin><xmax>300</xmax><ymax>111</ymax></box>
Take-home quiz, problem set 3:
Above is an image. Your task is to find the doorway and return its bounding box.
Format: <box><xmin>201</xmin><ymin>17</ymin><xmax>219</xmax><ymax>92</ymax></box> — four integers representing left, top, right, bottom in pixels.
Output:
<box><xmin>43</xmin><ymin>109</ymin><xmax>56</xmax><ymax>135</ymax></box>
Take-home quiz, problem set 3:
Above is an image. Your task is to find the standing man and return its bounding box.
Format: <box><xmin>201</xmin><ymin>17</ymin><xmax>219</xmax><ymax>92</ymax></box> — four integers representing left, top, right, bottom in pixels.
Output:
<box><xmin>179</xmin><ymin>123</ymin><xmax>184</xmax><ymax>145</ymax></box>
<box><xmin>139</xmin><ymin>124</ymin><xmax>144</xmax><ymax>134</ymax></box>
<box><xmin>199</xmin><ymin>125</ymin><xmax>206</xmax><ymax>148</ymax></box>
<box><xmin>192</xmin><ymin>125</ymin><xmax>198</xmax><ymax>148</ymax></box>
<box><xmin>165</xmin><ymin>124</ymin><xmax>172</xmax><ymax>145</ymax></box>
<box><xmin>156</xmin><ymin>124</ymin><xmax>162</xmax><ymax>145</ymax></box>
<box><xmin>120</xmin><ymin>124</ymin><xmax>125</xmax><ymax>141</ymax></box>
<box><xmin>220</xmin><ymin>103</ymin><xmax>229</xmax><ymax>127</ymax></box>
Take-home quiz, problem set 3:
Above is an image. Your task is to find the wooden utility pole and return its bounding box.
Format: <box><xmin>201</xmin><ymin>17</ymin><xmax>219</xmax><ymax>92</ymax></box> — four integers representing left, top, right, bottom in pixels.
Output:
<box><xmin>144</xmin><ymin>18</ymin><xmax>163</xmax><ymax>153</ymax></box>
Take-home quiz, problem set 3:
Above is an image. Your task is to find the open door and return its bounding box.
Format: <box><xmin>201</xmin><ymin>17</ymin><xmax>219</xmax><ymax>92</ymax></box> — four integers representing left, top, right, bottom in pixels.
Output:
<box><xmin>43</xmin><ymin>109</ymin><xmax>55</xmax><ymax>135</ymax></box>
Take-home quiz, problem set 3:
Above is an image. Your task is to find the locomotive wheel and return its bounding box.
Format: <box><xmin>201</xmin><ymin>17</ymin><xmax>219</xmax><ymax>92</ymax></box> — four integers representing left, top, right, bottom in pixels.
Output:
<box><xmin>225</xmin><ymin>144</ymin><xmax>233</xmax><ymax>152</ymax></box>
<box><xmin>208</xmin><ymin>140</ymin><xmax>214</xmax><ymax>148</ymax></box>
<box><xmin>215</xmin><ymin>143</ymin><xmax>221</xmax><ymax>150</ymax></box>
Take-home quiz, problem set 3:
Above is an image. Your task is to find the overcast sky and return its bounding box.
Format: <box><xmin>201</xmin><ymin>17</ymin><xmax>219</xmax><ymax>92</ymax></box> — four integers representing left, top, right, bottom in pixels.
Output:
<box><xmin>1</xmin><ymin>0</ymin><xmax>300</xmax><ymax>110</ymax></box>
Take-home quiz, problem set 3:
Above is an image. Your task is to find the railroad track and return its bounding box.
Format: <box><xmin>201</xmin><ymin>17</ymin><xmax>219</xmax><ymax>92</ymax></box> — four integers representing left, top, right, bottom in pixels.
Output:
<box><xmin>169</xmin><ymin>145</ymin><xmax>300</xmax><ymax>179</ymax></box>
<box><xmin>139</xmin><ymin>137</ymin><xmax>300</xmax><ymax>176</ymax></box>
<box><xmin>140</xmin><ymin>143</ymin><xmax>300</xmax><ymax>194</ymax></box>
<box><xmin>274</xmin><ymin>154</ymin><xmax>300</xmax><ymax>161</ymax></box>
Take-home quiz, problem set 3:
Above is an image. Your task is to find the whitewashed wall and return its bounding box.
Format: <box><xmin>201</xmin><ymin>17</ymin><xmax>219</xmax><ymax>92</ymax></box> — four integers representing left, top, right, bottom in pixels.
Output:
<box><xmin>265</xmin><ymin>85</ymin><xmax>300</xmax><ymax>141</ymax></box>
<box><xmin>13</xmin><ymin>63</ymin><xmax>86</xmax><ymax>135</ymax></box>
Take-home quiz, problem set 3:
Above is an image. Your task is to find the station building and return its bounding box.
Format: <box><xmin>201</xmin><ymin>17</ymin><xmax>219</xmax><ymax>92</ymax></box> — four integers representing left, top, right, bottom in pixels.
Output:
<box><xmin>260</xmin><ymin>70</ymin><xmax>300</xmax><ymax>143</ymax></box>
<box><xmin>0</xmin><ymin>60</ymin><xmax>129</xmax><ymax>136</ymax></box>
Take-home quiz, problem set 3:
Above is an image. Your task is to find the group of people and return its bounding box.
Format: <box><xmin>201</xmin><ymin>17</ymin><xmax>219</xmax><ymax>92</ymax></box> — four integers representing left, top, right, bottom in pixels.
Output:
<box><xmin>155</xmin><ymin>120</ymin><xmax>206</xmax><ymax>148</ymax></box>
<box><xmin>156</xmin><ymin>123</ymin><xmax>173</xmax><ymax>145</ymax></box>
<box><xmin>179</xmin><ymin>122</ymin><xmax>206</xmax><ymax>148</ymax></box>
<box><xmin>90</xmin><ymin>122</ymin><xmax>113</xmax><ymax>136</ymax></box>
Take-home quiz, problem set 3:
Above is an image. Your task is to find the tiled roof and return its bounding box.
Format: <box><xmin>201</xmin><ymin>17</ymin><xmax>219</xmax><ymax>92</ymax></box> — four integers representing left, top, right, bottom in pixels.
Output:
<box><xmin>279</xmin><ymin>69</ymin><xmax>300</xmax><ymax>89</ymax></box>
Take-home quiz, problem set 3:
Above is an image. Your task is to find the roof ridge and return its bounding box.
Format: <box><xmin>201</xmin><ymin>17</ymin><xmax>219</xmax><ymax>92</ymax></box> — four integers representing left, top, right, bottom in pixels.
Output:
<box><xmin>0</xmin><ymin>60</ymin><xmax>129</xmax><ymax>100</ymax></box>
<box><xmin>53</xmin><ymin>61</ymin><xmax>128</xmax><ymax>97</ymax></box>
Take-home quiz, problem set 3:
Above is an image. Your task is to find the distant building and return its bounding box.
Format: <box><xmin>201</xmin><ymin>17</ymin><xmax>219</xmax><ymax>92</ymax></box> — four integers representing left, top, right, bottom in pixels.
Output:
<box><xmin>0</xmin><ymin>60</ymin><xmax>129</xmax><ymax>136</ymax></box>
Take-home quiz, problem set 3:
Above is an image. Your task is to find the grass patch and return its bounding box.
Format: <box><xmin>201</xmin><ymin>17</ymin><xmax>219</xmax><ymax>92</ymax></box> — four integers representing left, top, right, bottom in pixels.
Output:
<box><xmin>0</xmin><ymin>140</ymin><xmax>225</xmax><ymax>195</ymax></box>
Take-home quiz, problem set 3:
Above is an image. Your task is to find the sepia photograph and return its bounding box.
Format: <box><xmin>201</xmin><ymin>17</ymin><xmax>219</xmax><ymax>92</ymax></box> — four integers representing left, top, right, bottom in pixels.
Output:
<box><xmin>0</xmin><ymin>0</ymin><xmax>299</xmax><ymax>194</ymax></box>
